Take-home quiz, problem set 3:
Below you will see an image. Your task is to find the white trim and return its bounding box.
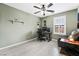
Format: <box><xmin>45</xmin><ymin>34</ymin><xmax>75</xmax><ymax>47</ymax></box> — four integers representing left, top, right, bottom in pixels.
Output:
<box><xmin>0</xmin><ymin>37</ymin><xmax>37</xmax><ymax>51</ymax></box>
<box><xmin>53</xmin><ymin>15</ymin><xmax>66</xmax><ymax>35</ymax></box>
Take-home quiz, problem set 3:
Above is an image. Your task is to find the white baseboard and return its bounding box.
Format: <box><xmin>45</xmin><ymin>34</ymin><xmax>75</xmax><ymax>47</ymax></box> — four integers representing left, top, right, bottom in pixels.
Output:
<box><xmin>0</xmin><ymin>37</ymin><xmax>37</xmax><ymax>51</ymax></box>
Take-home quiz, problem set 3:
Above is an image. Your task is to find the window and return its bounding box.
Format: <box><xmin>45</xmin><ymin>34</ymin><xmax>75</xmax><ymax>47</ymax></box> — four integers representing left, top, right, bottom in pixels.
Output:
<box><xmin>53</xmin><ymin>15</ymin><xmax>66</xmax><ymax>35</ymax></box>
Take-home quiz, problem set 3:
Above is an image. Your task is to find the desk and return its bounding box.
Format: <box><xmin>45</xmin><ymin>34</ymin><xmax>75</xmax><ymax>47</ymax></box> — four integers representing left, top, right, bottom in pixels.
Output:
<box><xmin>43</xmin><ymin>31</ymin><xmax>52</xmax><ymax>41</ymax></box>
<box><xmin>37</xmin><ymin>28</ymin><xmax>52</xmax><ymax>41</ymax></box>
<box><xmin>60</xmin><ymin>38</ymin><xmax>79</xmax><ymax>45</ymax></box>
<box><xmin>58</xmin><ymin>38</ymin><xmax>79</xmax><ymax>56</ymax></box>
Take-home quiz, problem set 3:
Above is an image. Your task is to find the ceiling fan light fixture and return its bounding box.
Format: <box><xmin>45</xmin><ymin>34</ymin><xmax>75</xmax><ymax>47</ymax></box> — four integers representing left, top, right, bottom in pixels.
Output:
<box><xmin>43</xmin><ymin>13</ymin><xmax>45</xmax><ymax>16</ymax></box>
<box><xmin>33</xmin><ymin>3</ymin><xmax>54</xmax><ymax>16</ymax></box>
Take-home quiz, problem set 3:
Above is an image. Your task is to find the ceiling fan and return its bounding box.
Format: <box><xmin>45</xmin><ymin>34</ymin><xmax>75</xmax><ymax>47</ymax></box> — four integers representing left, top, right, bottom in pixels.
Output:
<box><xmin>33</xmin><ymin>3</ymin><xmax>54</xmax><ymax>16</ymax></box>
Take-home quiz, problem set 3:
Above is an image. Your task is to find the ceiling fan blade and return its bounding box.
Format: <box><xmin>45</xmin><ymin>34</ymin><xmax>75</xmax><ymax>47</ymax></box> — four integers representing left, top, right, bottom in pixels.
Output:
<box><xmin>34</xmin><ymin>11</ymin><xmax>41</xmax><ymax>14</ymax></box>
<box><xmin>33</xmin><ymin>6</ymin><xmax>41</xmax><ymax>9</ymax></box>
<box><xmin>47</xmin><ymin>3</ymin><xmax>53</xmax><ymax>8</ymax></box>
<box><xmin>46</xmin><ymin>10</ymin><xmax>54</xmax><ymax>13</ymax></box>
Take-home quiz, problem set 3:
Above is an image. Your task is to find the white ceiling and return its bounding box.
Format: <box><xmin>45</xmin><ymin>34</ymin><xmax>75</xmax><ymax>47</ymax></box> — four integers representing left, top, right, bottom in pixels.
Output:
<box><xmin>4</xmin><ymin>3</ymin><xmax>79</xmax><ymax>17</ymax></box>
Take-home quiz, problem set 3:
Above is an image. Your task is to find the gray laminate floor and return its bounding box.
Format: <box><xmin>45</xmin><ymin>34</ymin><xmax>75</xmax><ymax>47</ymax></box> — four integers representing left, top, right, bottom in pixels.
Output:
<box><xmin>0</xmin><ymin>39</ymin><xmax>64</xmax><ymax>56</ymax></box>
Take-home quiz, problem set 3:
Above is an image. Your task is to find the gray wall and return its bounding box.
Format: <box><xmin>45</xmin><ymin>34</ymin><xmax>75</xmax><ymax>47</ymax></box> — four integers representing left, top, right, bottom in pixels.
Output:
<box><xmin>0</xmin><ymin>3</ymin><xmax>40</xmax><ymax>48</ymax></box>
<box><xmin>42</xmin><ymin>9</ymin><xmax>78</xmax><ymax>39</ymax></box>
